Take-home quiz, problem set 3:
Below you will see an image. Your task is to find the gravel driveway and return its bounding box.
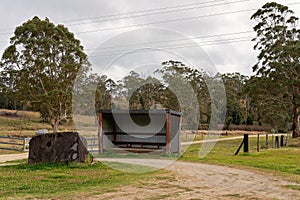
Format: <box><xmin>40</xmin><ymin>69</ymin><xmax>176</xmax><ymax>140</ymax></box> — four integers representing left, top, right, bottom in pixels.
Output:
<box><xmin>95</xmin><ymin>158</ymin><xmax>300</xmax><ymax>200</ymax></box>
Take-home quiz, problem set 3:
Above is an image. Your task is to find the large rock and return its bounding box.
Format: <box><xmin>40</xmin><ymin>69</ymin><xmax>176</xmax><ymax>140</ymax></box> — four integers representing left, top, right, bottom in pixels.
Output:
<box><xmin>28</xmin><ymin>132</ymin><xmax>88</xmax><ymax>164</ymax></box>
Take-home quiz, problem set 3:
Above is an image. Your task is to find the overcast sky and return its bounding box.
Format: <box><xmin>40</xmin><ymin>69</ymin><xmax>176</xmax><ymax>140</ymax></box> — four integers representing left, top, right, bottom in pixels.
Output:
<box><xmin>0</xmin><ymin>0</ymin><xmax>300</xmax><ymax>79</ymax></box>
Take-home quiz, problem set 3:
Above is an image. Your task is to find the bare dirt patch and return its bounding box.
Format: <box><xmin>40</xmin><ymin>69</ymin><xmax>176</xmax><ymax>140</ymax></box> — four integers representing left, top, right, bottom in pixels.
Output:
<box><xmin>93</xmin><ymin>158</ymin><xmax>300</xmax><ymax>200</ymax></box>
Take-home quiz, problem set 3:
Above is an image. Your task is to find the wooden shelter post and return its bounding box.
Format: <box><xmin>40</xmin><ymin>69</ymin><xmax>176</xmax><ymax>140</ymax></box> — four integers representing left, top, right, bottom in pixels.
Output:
<box><xmin>178</xmin><ymin>115</ymin><xmax>182</xmax><ymax>153</ymax></box>
<box><xmin>98</xmin><ymin>112</ymin><xmax>103</xmax><ymax>154</ymax></box>
<box><xmin>166</xmin><ymin>111</ymin><xmax>171</xmax><ymax>153</ymax></box>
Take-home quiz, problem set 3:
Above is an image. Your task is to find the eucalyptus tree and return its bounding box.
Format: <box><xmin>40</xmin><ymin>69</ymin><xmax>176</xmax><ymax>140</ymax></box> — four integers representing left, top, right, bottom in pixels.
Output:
<box><xmin>0</xmin><ymin>16</ymin><xmax>90</xmax><ymax>132</ymax></box>
<box><xmin>251</xmin><ymin>2</ymin><xmax>300</xmax><ymax>137</ymax></box>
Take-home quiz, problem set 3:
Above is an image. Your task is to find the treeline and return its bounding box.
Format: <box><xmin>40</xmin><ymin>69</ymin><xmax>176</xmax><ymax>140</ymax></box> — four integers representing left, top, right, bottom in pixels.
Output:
<box><xmin>0</xmin><ymin>60</ymin><xmax>292</xmax><ymax>132</ymax></box>
<box><xmin>83</xmin><ymin>60</ymin><xmax>291</xmax><ymax>132</ymax></box>
<box><xmin>0</xmin><ymin>59</ymin><xmax>279</xmax><ymax>131</ymax></box>
<box><xmin>0</xmin><ymin>2</ymin><xmax>299</xmax><ymax>137</ymax></box>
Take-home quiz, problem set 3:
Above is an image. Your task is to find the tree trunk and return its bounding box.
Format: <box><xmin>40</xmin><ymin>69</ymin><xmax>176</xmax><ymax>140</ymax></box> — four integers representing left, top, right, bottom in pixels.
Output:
<box><xmin>51</xmin><ymin>118</ymin><xmax>60</xmax><ymax>133</ymax></box>
<box><xmin>292</xmin><ymin>106</ymin><xmax>300</xmax><ymax>138</ymax></box>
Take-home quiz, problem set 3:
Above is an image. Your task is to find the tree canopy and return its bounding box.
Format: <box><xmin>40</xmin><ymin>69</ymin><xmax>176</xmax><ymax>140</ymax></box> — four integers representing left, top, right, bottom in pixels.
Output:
<box><xmin>0</xmin><ymin>16</ymin><xmax>90</xmax><ymax>132</ymax></box>
<box><xmin>251</xmin><ymin>2</ymin><xmax>300</xmax><ymax>137</ymax></box>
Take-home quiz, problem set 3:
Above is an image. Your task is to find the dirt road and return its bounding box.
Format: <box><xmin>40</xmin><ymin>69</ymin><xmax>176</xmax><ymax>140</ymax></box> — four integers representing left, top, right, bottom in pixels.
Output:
<box><xmin>95</xmin><ymin>158</ymin><xmax>300</xmax><ymax>200</ymax></box>
<box><xmin>0</xmin><ymin>153</ymin><xmax>28</xmax><ymax>163</ymax></box>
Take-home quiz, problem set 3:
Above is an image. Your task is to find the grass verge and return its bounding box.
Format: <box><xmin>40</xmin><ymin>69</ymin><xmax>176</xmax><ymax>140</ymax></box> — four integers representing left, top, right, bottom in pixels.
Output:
<box><xmin>0</xmin><ymin>160</ymin><xmax>164</xmax><ymax>199</ymax></box>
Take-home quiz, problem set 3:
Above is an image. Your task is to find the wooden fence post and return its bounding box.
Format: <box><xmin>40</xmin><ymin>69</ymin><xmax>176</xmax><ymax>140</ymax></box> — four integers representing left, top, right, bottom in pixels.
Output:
<box><xmin>257</xmin><ymin>134</ymin><xmax>260</xmax><ymax>152</ymax></box>
<box><xmin>234</xmin><ymin>140</ymin><xmax>244</xmax><ymax>155</ymax></box>
<box><xmin>280</xmin><ymin>135</ymin><xmax>284</xmax><ymax>147</ymax></box>
<box><xmin>186</xmin><ymin>131</ymin><xmax>188</xmax><ymax>142</ymax></box>
<box><xmin>23</xmin><ymin>138</ymin><xmax>27</xmax><ymax>152</ymax></box>
<box><xmin>244</xmin><ymin>134</ymin><xmax>249</xmax><ymax>153</ymax></box>
<box><xmin>266</xmin><ymin>134</ymin><xmax>269</xmax><ymax>149</ymax></box>
<box><xmin>275</xmin><ymin>136</ymin><xmax>279</xmax><ymax>148</ymax></box>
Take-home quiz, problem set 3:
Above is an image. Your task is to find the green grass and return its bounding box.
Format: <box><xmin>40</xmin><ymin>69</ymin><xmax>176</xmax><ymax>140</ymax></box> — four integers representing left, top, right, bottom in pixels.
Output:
<box><xmin>285</xmin><ymin>184</ymin><xmax>300</xmax><ymax>190</ymax></box>
<box><xmin>0</xmin><ymin>161</ymin><xmax>164</xmax><ymax>199</ymax></box>
<box><xmin>222</xmin><ymin>193</ymin><xmax>241</xmax><ymax>197</ymax></box>
<box><xmin>180</xmin><ymin>137</ymin><xmax>300</xmax><ymax>182</ymax></box>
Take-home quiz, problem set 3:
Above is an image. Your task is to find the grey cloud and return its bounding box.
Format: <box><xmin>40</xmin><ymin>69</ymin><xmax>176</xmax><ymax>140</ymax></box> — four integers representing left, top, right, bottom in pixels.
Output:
<box><xmin>0</xmin><ymin>0</ymin><xmax>299</xmax><ymax>78</ymax></box>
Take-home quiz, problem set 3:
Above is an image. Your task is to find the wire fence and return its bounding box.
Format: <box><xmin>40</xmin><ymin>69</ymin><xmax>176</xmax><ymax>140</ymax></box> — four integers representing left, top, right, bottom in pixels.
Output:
<box><xmin>180</xmin><ymin>131</ymin><xmax>291</xmax><ymax>155</ymax></box>
<box><xmin>85</xmin><ymin>137</ymin><xmax>98</xmax><ymax>154</ymax></box>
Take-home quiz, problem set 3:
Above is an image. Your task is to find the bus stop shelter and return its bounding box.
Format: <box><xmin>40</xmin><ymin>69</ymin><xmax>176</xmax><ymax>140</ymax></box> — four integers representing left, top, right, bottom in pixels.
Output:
<box><xmin>97</xmin><ymin>109</ymin><xmax>182</xmax><ymax>153</ymax></box>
